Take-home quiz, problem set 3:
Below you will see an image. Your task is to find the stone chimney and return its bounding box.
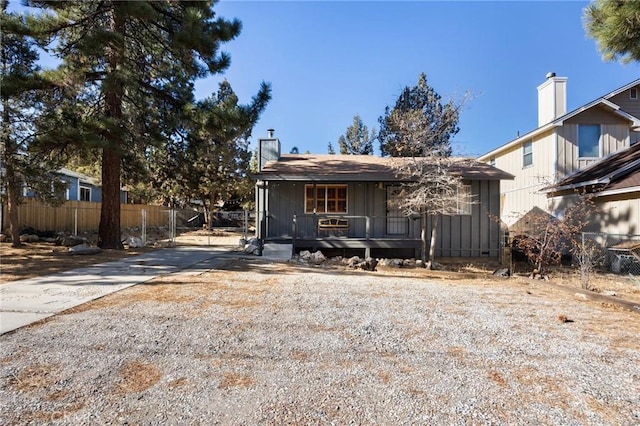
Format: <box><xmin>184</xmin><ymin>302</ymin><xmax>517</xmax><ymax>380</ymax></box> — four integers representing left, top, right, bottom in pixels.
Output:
<box><xmin>537</xmin><ymin>73</ymin><xmax>567</xmax><ymax>126</ymax></box>
<box><xmin>258</xmin><ymin>128</ymin><xmax>280</xmax><ymax>171</ymax></box>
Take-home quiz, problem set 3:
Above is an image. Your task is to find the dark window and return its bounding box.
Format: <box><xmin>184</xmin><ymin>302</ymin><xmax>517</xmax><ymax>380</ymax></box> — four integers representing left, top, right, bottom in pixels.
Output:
<box><xmin>80</xmin><ymin>186</ymin><xmax>91</xmax><ymax>202</ymax></box>
<box><xmin>578</xmin><ymin>125</ymin><xmax>601</xmax><ymax>158</ymax></box>
<box><xmin>523</xmin><ymin>141</ymin><xmax>533</xmax><ymax>167</ymax></box>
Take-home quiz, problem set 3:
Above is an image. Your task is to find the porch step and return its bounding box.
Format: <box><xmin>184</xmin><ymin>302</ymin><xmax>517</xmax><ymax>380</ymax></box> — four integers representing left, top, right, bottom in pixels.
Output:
<box><xmin>261</xmin><ymin>243</ymin><xmax>293</xmax><ymax>261</ymax></box>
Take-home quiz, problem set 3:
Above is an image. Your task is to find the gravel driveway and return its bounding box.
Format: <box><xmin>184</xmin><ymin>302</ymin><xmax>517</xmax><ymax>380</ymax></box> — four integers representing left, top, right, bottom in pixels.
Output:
<box><xmin>1</xmin><ymin>259</ymin><xmax>639</xmax><ymax>425</ymax></box>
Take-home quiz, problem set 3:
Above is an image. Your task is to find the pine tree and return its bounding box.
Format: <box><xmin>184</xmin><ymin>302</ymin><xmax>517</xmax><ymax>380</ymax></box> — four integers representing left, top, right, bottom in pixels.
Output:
<box><xmin>1</xmin><ymin>0</ymin><xmax>66</xmax><ymax>247</ymax></box>
<box><xmin>337</xmin><ymin>115</ymin><xmax>374</xmax><ymax>155</ymax></box>
<box><xmin>378</xmin><ymin>73</ymin><xmax>460</xmax><ymax>157</ymax></box>
<box><xmin>584</xmin><ymin>0</ymin><xmax>640</xmax><ymax>63</ymax></box>
<box><xmin>150</xmin><ymin>79</ymin><xmax>270</xmax><ymax>229</ymax></box>
<box><xmin>29</xmin><ymin>0</ymin><xmax>242</xmax><ymax>248</ymax></box>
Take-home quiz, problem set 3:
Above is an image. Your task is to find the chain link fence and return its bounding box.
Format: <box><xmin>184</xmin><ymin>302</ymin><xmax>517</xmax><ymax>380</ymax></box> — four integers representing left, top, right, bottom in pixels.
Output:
<box><xmin>582</xmin><ymin>232</ymin><xmax>640</xmax><ymax>275</ymax></box>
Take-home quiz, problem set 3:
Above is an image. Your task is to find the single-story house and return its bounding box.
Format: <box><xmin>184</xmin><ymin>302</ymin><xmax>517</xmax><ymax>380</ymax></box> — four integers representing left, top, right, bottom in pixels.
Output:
<box><xmin>254</xmin><ymin>135</ymin><xmax>514</xmax><ymax>259</ymax></box>
<box><xmin>24</xmin><ymin>168</ymin><xmax>128</xmax><ymax>203</ymax></box>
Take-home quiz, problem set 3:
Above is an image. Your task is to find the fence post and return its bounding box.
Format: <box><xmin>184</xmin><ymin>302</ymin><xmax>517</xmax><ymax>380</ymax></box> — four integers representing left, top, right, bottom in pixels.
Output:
<box><xmin>141</xmin><ymin>209</ymin><xmax>147</xmax><ymax>246</ymax></box>
<box><xmin>74</xmin><ymin>208</ymin><xmax>78</xmax><ymax>236</ymax></box>
<box><xmin>169</xmin><ymin>209</ymin><xmax>175</xmax><ymax>244</ymax></box>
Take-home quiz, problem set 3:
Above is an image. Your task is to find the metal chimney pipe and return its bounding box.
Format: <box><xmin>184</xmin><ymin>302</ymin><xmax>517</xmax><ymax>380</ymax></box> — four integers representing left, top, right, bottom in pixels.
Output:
<box><xmin>267</xmin><ymin>128</ymin><xmax>275</xmax><ymax>138</ymax></box>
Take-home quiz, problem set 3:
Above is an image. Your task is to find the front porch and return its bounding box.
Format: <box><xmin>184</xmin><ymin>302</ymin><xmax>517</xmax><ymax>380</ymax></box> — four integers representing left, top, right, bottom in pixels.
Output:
<box><xmin>262</xmin><ymin>214</ymin><xmax>417</xmax><ymax>258</ymax></box>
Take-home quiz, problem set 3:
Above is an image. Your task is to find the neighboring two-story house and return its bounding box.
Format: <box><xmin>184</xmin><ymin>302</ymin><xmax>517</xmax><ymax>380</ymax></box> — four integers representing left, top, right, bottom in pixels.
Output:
<box><xmin>478</xmin><ymin>74</ymin><xmax>640</xmax><ymax>232</ymax></box>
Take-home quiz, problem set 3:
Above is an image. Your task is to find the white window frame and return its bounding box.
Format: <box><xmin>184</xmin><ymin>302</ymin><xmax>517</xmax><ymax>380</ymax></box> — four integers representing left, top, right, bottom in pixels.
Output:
<box><xmin>79</xmin><ymin>185</ymin><xmax>91</xmax><ymax>202</ymax></box>
<box><xmin>577</xmin><ymin>124</ymin><xmax>602</xmax><ymax>159</ymax></box>
<box><xmin>454</xmin><ymin>184</ymin><xmax>472</xmax><ymax>215</ymax></box>
<box><xmin>305</xmin><ymin>184</ymin><xmax>348</xmax><ymax>214</ymax></box>
<box><xmin>523</xmin><ymin>141</ymin><xmax>533</xmax><ymax>168</ymax></box>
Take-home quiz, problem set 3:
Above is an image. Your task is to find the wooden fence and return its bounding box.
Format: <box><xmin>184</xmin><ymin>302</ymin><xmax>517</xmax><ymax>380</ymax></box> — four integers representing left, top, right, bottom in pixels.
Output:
<box><xmin>1</xmin><ymin>199</ymin><xmax>171</xmax><ymax>234</ymax></box>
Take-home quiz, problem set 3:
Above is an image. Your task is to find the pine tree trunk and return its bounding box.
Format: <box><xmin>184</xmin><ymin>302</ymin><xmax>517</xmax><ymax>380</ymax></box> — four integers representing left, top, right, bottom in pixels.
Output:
<box><xmin>6</xmin><ymin>166</ymin><xmax>22</xmax><ymax>248</ymax></box>
<box><xmin>98</xmin><ymin>147</ymin><xmax>123</xmax><ymax>248</ymax></box>
<box><xmin>98</xmin><ymin>4</ymin><xmax>124</xmax><ymax>249</ymax></box>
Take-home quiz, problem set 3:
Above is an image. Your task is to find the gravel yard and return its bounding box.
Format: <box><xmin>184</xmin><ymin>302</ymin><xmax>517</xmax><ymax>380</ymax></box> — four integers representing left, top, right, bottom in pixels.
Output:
<box><xmin>1</xmin><ymin>259</ymin><xmax>639</xmax><ymax>425</ymax></box>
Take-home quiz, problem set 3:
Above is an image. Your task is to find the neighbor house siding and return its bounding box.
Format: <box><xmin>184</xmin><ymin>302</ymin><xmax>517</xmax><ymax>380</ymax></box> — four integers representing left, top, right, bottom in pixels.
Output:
<box><xmin>587</xmin><ymin>195</ymin><xmax>640</xmax><ymax>235</ymax></box>
<box><xmin>492</xmin><ymin>130</ymin><xmax>554</xmax><ymax>225</ymax></box>
<box><xmin>608</xmin><ymin>85</ymin><xmax>640</xmax><ymax>119</ymax></box>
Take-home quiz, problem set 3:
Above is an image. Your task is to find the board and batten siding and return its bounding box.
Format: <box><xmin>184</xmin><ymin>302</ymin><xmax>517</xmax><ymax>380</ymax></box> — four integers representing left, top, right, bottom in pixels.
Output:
<box><xmin>491</xmin><ymin>130</ymin><xmax>554</xmax><ymax>225</ymax></box>
<box><xmin>587</xmin><ymin>195</ymin><xmax>640</xmax><ymax>236</ymax></box>
<box><xmin>608</xmin><ymin>85</ymin><xmax>640</xmax><ymax>120</ymax></box>
<box><xmin>430</xmin><ymin>180</ymin><xmax>502</xmax><ymax>257</ymax></box>
<box><xmin>261</xmin><ymin>179</ymin><xmax>502</xmax><ymax>257</ymax></box>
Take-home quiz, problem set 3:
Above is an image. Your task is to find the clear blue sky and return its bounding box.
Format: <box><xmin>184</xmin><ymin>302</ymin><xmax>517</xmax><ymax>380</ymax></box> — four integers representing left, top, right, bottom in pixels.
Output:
<box><xmin>196</xmin><ymin>0</ymin><xmax>640</xmax><ymax>157</ymax></box>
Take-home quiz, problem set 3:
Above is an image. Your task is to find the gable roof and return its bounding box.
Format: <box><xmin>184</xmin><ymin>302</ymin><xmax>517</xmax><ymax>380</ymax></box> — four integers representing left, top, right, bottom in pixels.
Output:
<box><xmin>254</xmin><ymin>154</ymin><xmax>514</xmax><ymax>182</ymax></box>
<box><xmin>543</xmin><ymin>142</ymin><xmax>640</xmax><ymax>196</ymax></box>
<box><xmin>478</xmin><ymin>78</ymin><xmax>640</xmax><ymax>161</ymax></box>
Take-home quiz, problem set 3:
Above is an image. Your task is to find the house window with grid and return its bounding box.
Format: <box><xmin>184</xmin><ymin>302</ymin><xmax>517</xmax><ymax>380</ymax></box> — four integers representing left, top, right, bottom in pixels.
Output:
<box><xmin>454</xmin><ymin>184</ymin><xmax>472</xmax><ymax>215</ymax></box>
<box><xmin>305</xmin><ymin>184</ymin><xmax>347</xmax><ymax>214</ymax></box>
<box><xmin>522</xmin><ymin>141</ymin><xmax>533</xmax><ymax>167</ymax></box>
<box><xmin>79</xmin><ymin>186</ymin><xmax>91</xmax><ymax>202</ymax></box>
<box><xmin>578</xmin><ymin>124</ymin><xmax>601</xmax><ymax>158</ymax></box>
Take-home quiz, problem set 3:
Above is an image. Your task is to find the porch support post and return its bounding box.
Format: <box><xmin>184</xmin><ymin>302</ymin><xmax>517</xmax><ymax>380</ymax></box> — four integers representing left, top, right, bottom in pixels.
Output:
<box><xmin>292</xmin><ymin>214</ymin><xmax>297</xmax><ymax>258</ymax></box>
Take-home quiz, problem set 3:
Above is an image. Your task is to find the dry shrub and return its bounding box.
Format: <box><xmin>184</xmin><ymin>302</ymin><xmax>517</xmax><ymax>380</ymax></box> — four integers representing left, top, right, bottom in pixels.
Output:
<box><xmin>10</xmin><ymin>364</ymin><xmax>59</xmax><ymax>392</ymax></box>
<box><xmin>218</xmin><ymin>372</ymin><xmax>254</xmax><ymax>389</ymax></box>
<box><xmin>116</xmin><ymin>360</ymin><xmax>162</xmax><ymax>394</ymax></box>
<box><xmin>488</xmin><ymin>370</ymin><xmax>507</xmax><ymax>387</ymax></box>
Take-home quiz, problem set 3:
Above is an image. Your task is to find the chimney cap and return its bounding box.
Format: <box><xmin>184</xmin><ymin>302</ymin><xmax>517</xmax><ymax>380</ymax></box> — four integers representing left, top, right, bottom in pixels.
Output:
<box><xmin>267</xmin><ymin>128</ymin><xmax>275</xmax><ymax>138</ymax></box>
<box><xmin>546</xmin><ymin>72</ymin><xmax>556</xmax><ymax>79</ymax></box>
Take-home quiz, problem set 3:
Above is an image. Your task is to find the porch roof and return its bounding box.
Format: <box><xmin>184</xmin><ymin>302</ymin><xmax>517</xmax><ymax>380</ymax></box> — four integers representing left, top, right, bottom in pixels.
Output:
<box><xmin>254</xmin><ymin>154</ymin><xmax>514</xmax><ymax>182</ymax></box>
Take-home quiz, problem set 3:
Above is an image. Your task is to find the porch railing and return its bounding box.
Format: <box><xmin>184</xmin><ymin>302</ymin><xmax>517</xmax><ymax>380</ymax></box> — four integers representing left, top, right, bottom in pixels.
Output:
<box><xmin>291</xmin><ymin>214</ymin><xmax>414</xmax><ymax>240</ymax></box>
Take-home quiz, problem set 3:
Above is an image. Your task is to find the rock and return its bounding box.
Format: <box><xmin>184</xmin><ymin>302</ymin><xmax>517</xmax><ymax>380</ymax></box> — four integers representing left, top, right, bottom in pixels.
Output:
<box><xmin>603</xmin><ymin>290</ymin><xmax>617</xmax><ymax>297</ymax></box>
<box><xmin>575</xmin><ymin>293</ymin><xmax>588</xmax><ymax>300</ymax></box>
<box><xmin>416</xmin><ymin>260</ymin><xmax>424</xmax><ymax>268</ymax></box>
<box><xmin>310</xmin><ymin>251</ymin><xmax>326</xmax><ymax>263</ymax></box>
<box><xmin>244</xmin><ymin>244</ymin><xmax>260</xmax><ymax>255</ymax></box>
<box><xmin>62</xmin><ymin>235</ymin><xmax>88</xmax><ymax>247</ymax></box>
<box><xmin>68</xmin><ymin>244</ymin><xmax>102</xmax><ymax>255</ymax></box>
<box><xmin>403</xmin><ymin>259</ymin><xmax>416</xmax><ymax>267</ymax></box>
<box><xmin>359</xmin><ymin>257</ymin><xmax>378</xmax><ymax>271</ymax></box>
<box><xmin>299</xmin><ymin>250</ymin><xmax>312</xmax><ymax>261</ymax></box>
<box><xmin>123</xmin><ymin>236</ymin><xmax>144</xmax><ymax>248</ymax></box>
<box><xmin>0</xmin><ymin>234</ymin><xmax>7</xmax><ymax>243</ymax></box>
<box><xmin>492</xmin><ymin>268</ymin><xmax>511</xmax><ymax>277</ymax></box>
<box><xmin>20</xmin><ymin>234</ymin><xmax>40</xmax><ymax>243</ymax></box>
<box><xmin>378</xmin><ymin>258</ymin><xmax>402</xmax><ymax>268</ymax></box>
<box><xmin>347</xmin><ymin>256</ymin><xmax>361</xmax><ymax>268</ymax></box>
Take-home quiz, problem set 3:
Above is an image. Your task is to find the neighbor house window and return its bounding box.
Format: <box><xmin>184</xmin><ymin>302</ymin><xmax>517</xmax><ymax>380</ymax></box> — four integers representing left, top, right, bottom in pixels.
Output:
<box><xmin>523</xmin><ymin>141</ymin><xmax>533</xmax><ymax>167</ymax></box>
<box><xmin>79</xmin><ymin>186</ymin><xmax>91</xmax><ymax>201</ymax></box>
<box><xmin>305</xmin><ymin>184</ymin><xmax>347</xmax><ymax>214</ymax></box>
<box><xmin>630</xmin><ymin>88</ymin><xmax>638</xmax><ymax>100</ymax></box>
<box><xmin>578</xmin><ymin>124</ymin><xmax>601</xmax><ymax>158</ymax></box>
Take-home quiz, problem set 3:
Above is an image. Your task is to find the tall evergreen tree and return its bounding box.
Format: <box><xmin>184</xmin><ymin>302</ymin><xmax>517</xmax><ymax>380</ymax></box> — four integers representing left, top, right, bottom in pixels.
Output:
<box><xmin>29</xmin><ymin>0</ymin><xmax>241</xmax><ymax>248</ymax></box>
<box><xmin>584</xmin><ymin>0</ymin><xmax>640</xmax><ymax>64</ymax></box>
<box><xmin>1</xmin><ymin>0</ymin><xmax>66</xmax><ymax>247</ymax></box>
<box><xmin>378</xmin><ymin>73</ymin><xmax>460</xmax><ymax>157</ymax></box>
<box><xmin>337</xmin><ymin>115</ymin><xmax>374</xmax><ymax>155</ymax></box>
<box><xmin>149</xmin><ymin>79</ymin><xmax>270</xmax><ymax>228</ymax></box>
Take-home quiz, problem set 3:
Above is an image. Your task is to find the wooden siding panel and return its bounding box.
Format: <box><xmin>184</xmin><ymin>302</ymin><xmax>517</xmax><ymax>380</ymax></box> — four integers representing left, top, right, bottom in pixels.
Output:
<box><xmin>609</xmin><ymin>87</ymin><xmax>640</xmax><ymax>118</ymax></box>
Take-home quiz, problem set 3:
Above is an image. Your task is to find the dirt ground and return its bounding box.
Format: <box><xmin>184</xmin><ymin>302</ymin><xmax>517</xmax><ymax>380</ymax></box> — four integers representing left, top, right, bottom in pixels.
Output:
<box><xmin>0</xmin><ymin>229</ymin><xmax>240</xmax><ymax>283</ymax></box>
<box><xmin>2</xmin><ymin>230</ymin><xmax>640</xmax><ymax>307</ymax></box>
<box><xmin>1</xmin><ymin>259</ymin><xmax>639</xmax><ymax>424</ymax></box>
